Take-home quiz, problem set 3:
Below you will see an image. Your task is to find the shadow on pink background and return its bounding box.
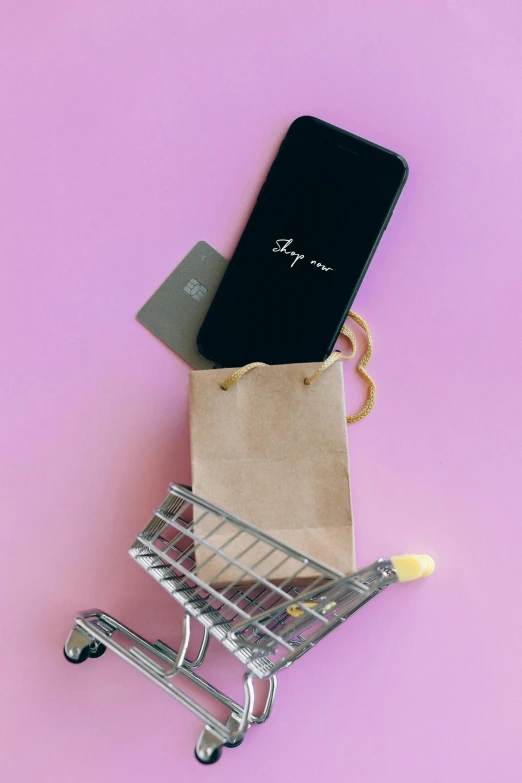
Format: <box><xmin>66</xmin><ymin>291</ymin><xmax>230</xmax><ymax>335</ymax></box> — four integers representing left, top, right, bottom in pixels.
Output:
<box><xmin>1</xmin><ymin>1</ymin><xmax>521</xmax><ymax>781</ymax></box>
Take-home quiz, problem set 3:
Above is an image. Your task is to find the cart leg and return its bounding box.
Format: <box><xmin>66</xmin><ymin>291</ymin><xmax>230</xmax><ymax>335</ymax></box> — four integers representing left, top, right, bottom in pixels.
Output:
<box><xmin>251</xmin><ymin>674</ymin><xmax>277</xmax><ymax>725</ymax></box>
<box><xmin>64</xmin><ymin>626</ymin><xmax>107</xmax><ymax>664</ymax></box>
<box><xmin>66</xmin><ymin>611</ymin><xmax>271</xmax><ymax>762</ymax></box>
<box><xmin>223</xmin><ymin>712</ymin><xmax>244</xmax><ymax>748</ymax></box>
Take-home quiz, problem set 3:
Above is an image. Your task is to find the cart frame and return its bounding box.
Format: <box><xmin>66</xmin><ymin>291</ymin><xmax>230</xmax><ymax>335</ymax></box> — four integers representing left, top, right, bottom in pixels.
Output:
<box><xmin>64</xmin><ymin>483</ymin><xmax>431</xmax><ymax>763</ymax></box>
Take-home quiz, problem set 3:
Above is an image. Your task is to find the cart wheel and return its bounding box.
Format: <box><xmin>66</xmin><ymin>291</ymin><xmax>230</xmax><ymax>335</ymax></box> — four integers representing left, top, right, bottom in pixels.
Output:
<box><xmin>194</xmin><ymin>746</ymin><xmax>222</xmax><ymax>765</ymax></box>
<box><xmin>63</xmin><ymin>645</ymin><xmax>89</xmax><ymax>664</ymax></box>
<box><xmin>88</xmin><ymin>642</ymin><xmax>107</xmax><ymax>659</ymax></box>
<box><xmin>224</xmin><ymin>737</ymin><xmax>244</xmax><ymax>748</ymax></box>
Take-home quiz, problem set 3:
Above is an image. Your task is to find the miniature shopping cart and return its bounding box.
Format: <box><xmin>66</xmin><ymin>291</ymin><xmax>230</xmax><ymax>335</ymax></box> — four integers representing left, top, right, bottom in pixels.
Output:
<box><xmin>64</xmin><ymin>483</ymin><xmax>434</xmax><ymax>764</ymax></box>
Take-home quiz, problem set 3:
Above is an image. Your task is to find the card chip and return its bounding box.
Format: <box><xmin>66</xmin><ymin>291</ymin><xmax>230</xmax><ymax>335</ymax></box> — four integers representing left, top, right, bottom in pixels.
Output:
<box><xmin>184</xmin><ymin>278</ymin><xmax>208</xmax><ymax>302</ymax></box>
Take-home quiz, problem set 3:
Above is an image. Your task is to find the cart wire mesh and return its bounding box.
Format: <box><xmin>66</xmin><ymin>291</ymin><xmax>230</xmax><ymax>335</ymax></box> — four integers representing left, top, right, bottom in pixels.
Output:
<box><xmin>129</xmin><ymin>484</ymin><xmax>398</xmax><ymax>678</ymax></box>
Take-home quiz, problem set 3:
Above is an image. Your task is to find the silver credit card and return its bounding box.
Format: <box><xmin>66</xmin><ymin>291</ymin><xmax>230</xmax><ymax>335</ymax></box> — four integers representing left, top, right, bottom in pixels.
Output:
<box><xmin>137</xmin><ymin>241</ymin><xmax>228</xmax><ymax>369</ymax></box>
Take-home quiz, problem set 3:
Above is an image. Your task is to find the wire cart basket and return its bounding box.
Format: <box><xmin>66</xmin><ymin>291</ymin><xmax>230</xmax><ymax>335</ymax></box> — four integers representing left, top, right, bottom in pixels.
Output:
<box><xmin>64</xmin><ymin>483</ymin><xmax>434</xmax><ymax>763</ymax></box>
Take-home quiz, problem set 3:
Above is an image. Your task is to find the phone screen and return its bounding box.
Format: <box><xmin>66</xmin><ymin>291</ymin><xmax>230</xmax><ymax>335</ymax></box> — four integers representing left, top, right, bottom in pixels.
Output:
<box><xmin>198</xmin><ymin>116</ymin><xmax>407</xmax><ymax>366</ymax></box>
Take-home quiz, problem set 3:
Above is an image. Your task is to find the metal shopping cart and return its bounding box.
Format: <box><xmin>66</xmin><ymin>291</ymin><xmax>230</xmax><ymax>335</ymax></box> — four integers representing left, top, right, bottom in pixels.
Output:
<box><xmin>64</xmin><ymin>483</ymin><xmax>434</xmax><ymax>763</ymax></box>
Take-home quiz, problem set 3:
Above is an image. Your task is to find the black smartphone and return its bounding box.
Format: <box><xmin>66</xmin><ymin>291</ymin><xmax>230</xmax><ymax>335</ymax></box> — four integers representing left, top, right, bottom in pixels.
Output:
<box><xmin>198</xmin><ymin>116</ymin><xmax>408</xmax><ymax>366</ymax></box>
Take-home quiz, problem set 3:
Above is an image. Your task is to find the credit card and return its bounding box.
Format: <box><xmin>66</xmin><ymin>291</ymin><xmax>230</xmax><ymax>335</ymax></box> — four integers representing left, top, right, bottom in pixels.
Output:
<box><xmin>136</xmin><ymin>241</ymin><xmax>228</xmax><ymax>369</ymax></box>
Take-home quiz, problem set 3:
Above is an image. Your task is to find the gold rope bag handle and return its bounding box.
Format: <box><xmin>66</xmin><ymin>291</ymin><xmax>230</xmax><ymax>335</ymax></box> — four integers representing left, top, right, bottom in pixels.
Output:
<box><xmin>221</xmin><ymin>310</ymin><xmax>375</xmax><ymax>424</ymax></box>
<box><xmin>304</xmin><ymin>311</ymin><xmax>375</xmax><ymax>424</ymax></box>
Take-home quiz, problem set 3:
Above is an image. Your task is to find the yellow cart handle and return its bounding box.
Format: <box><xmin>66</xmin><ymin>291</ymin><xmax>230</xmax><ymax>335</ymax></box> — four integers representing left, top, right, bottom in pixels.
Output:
<box><xmin>391</xmin><ymin>555</ymin><xmax>435</xmax><ymax>582</ymax></box>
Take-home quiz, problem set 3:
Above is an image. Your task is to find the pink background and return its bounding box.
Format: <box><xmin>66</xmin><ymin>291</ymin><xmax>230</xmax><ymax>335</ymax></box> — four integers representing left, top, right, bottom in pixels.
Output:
<box><xmin>1</xmin><ymin>1</ymin><xmax>521</xmax><ymax>780</ymax></box>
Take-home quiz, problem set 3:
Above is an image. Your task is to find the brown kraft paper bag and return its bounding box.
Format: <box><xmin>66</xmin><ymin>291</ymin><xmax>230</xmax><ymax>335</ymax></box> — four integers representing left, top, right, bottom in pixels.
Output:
<box><xmin>189</xmin><ymin>360</ymin><xmax>356</xmax><ymax>587</ymax></box>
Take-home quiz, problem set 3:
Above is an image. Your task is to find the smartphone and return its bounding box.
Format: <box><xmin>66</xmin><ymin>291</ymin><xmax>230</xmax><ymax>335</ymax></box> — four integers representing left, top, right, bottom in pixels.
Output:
<box><xmin>198</xmin><ymin>116</ymin><xmax>408</xmax><ymax>366</ymax></box>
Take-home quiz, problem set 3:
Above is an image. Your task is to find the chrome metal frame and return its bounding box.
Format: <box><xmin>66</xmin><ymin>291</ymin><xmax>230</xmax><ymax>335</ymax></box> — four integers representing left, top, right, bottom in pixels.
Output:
<box><xmin>65</xmin><ymin>483</ymin><xmax>401</xmax><ymax>762</ymax></box>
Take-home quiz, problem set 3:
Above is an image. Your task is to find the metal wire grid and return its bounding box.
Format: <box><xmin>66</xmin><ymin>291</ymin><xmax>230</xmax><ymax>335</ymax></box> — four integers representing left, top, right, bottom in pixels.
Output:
<box><xmin>129</xmin><ymin>485</ymin><xmax>397</xmax><ymax>677</ymax></box>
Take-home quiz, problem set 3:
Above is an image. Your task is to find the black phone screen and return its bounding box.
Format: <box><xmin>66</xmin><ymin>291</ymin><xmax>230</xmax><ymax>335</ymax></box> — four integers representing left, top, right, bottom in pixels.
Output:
<box><xmin>198</xmin><ymin>116</ymin><xmax>407</xmax><ymax>366</ymax></box>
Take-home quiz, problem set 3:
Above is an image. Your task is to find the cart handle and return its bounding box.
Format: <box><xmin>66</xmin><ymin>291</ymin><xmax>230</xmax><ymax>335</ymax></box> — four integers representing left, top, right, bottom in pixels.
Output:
<box><xmin>391</xmin><ymin>555</ymin><xmax>435</xmax><ymax>582</ymax></box>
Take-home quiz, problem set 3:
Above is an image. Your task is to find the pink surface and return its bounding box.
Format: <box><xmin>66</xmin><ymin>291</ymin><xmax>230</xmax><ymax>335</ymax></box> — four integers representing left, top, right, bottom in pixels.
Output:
<box><xmin>1</xmin><ymin>1</ymin><xmax>521</xmax><ymax>780</ymax></box>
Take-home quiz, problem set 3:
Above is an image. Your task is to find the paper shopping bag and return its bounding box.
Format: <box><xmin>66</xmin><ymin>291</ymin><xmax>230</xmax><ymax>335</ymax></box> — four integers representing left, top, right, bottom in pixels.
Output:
<box><xmin>189</xmin><ymin>360</ymin><xmax>356</xmax><ymax>587</ymax></box>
